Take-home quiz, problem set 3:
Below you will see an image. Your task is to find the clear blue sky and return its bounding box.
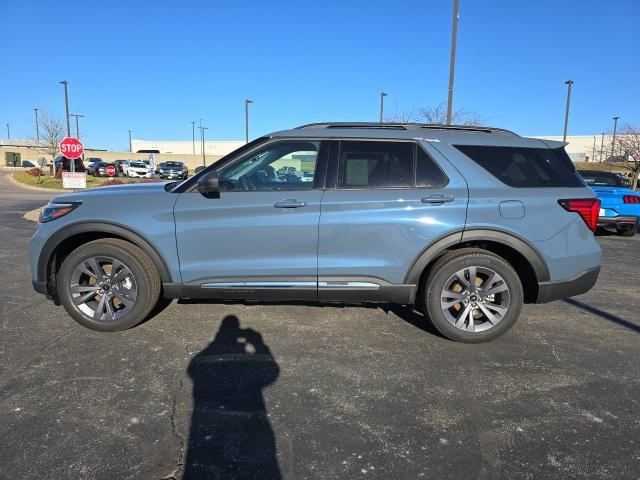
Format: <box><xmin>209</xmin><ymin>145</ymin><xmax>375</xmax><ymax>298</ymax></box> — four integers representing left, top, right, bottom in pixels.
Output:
<box><xmin>2</xmin><ymin>0</ymin><xmax>639</xmax><ymax>150</ymax></box>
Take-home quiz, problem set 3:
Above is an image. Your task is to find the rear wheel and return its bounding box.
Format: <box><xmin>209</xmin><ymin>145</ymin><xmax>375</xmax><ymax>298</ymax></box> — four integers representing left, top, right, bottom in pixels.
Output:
<box><xmin>58</xmin><ymin>239</ymin><xmax>161</xmax><ymax>331</ymax></box>
<box><xmin>422</xmin><ymin>248</ymin><xmax>523</xmax><ymax>343</ymax></box>
<box><xmin>616</xmin><ymin>225</ymin><xmax>637</xmax><ymax>237</ymax></box>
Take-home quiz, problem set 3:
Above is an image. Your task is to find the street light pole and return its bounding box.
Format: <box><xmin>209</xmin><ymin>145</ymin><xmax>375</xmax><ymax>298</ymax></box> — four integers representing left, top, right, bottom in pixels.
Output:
<box><xmin>34</xmin><ymin>108</ymin><xmax>40</xmax><ymax>142</ymax></box>
<box><xmin>562</xmin><ymin>79</ymin><xmax>574</xmax><ymax>142</ymax></box>
<box><xmin>591</xmin><ymin>135</ymin><xmax>596</xmax><ymax>162</ymax></box>
<box><xmin>245</xmin><ymin>99</ymin><xmax>253</xmax><ymax>144</ymax></box>
<box><xmin>611</xmin><ymin>116</ymin><xmax>621</xmax><ymax>159</ymax></box>
<box><xmin>379</xmin><ymin>91</ymin><xmax>387</xmax><ymax>123</ymax></box>
<box><xmin>70</xmin><ymin>114</ymin><xmax>84</xmax><ymax>139</ymax></box>
<box><xmin>60</xmin><ymin>80</ymin><xmax>73</xmax><ymax>171</ymax></box>
<box><xmin>60</xmin><ymin>81</ymin><xmax>71</xmax><ymax>137</ymax></box>
<box><xmin>5</xmin><ymin>123</ymin><xmax>9</xmax><ymax>139</ymax></box>
<box><xmin>128</xmin><ymin>130</ymin><xmax>132</xmax><ymax>152</ymax></box>
<box><xmin>446</xmin><ymin>0</ymin><xmax>460</xmax><ymax>125</ymax></box>
<box><xmin>599</xmin><ymin>132</ymin><xmax>605</xmax><ymax>162</ymax></box>
<box><xmin>190</xmin><ymin>121</ymin><xmax>196</xmax><ymax>156</ymax></box>
<box><xmin>200</xmin><ymin>126</ymin><xmax>208</xmax><ymax>166</ymax></box>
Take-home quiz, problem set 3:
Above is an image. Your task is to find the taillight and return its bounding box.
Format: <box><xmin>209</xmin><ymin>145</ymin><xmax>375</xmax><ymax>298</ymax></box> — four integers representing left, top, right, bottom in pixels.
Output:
<box><xmin>623</xmin><ymin>195</ymin><xmax>640</xmax><ymax>204</ymax></box>
<box><xmin>558</xmin><ymin>198</ymin><xmax>601</xmax><ymax>232</ymax></box>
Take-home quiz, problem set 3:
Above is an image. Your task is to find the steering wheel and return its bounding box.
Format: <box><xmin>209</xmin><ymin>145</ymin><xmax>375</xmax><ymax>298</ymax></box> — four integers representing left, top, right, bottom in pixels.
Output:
<box><xmin>239</xmin><ymin>174</ymin><xmax>254</xmax><ymax>190</ymax></box>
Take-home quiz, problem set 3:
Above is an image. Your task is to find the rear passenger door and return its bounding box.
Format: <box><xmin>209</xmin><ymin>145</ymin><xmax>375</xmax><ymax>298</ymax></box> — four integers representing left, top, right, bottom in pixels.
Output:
<box><xmin>317</xmin><ymin>139</ymin><xmax>468</xmax><ymax>297</ymax></box>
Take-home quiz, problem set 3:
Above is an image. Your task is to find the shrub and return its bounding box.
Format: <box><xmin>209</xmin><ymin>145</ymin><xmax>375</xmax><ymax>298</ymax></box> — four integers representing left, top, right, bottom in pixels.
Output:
<box><xmin>99</xmin><ymin>179</ymin><xmax>125</xmax><ymax>187</ymax></box>
<box><xmin>27</xmin><ymin>167</ymin><xmax>42</xmax><ymax>177</ymax></box>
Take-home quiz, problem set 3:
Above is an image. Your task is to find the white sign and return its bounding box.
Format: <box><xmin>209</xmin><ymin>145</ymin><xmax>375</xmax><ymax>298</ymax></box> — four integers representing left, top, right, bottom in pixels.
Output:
<box><xmin>62</xmin><ymin>172</ymin><xmax>87</xmax><ymax>189</ymax></box>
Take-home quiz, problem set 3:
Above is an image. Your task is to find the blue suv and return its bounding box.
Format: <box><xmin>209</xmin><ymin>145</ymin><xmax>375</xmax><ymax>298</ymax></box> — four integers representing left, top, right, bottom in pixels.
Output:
<box><xmin>30</xmin><ymin>123</ymin><xmax>602</xmax><ymax>342</ymax></box>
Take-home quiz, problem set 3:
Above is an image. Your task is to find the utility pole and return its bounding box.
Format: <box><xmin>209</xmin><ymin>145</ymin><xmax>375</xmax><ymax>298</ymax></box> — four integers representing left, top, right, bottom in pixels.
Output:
<box><xmin>34</xmin><ymin>108</ymin><xmax>40</xmax><ymax>142</ymax></box>
<box><xmin>611</xmin><ymin>116</ymin><xmax>621</xmax><ymax>159</ymax></box>
<box><xmin>599</xmin><ymin>133</ymin><xmax>605</xmax><ymax>162</ymax></box>
<box><xmin>591</xmin><ymin>135</ymin><xmax>596</xmax><ymax>162</ymax></box>
<box><xmin>5</xmin><ymin>123</ymin><xmax>9</xmax><ymax>139</ymax></box>
<box><xmin>379</xmin><ymin>91</ymin><xmax>387</xmax><ymax>123</ymax></box>
<box><xmin>446</xmin><ymin>0</ymin><xmax>460</xmax><ymax>125</ymax></box>
<box><xmin>60</xmin><ymin>80</ymin><xmax>73</xmax><ymax>171</ymax></box>
<box><xmin>245</xmin><ymin>99</ymin><xmax>253</xmax><ymax>143</ymax></box>
<box><xmin>70</xmin><ymin>114</ymin><xmax>84</xmax><ymax>139</ymax></box>
<box><xmin>200</xmin><ymin>126</ymin><xmax>208</xmax><ymax>166</ymax></box>
<box><xmin>190</xmin><ymin>121</ymin><xmax>196</xmax><ymax>156</ymax></box>
<box><xmin>562</xmin><ymin>79</ymin><xmax>574</xmax><ymax>142</ymax></box>
<box><xmin>128</xmin><ymin>130</ymin><xmax>132</xmax><ymax>152</ymax></box>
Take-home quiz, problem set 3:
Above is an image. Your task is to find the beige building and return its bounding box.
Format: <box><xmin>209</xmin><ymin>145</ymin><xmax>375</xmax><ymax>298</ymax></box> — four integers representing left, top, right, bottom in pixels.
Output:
<box><xmin>131</xmin><ymin>139</ymin><xmax>244</xmax><ymax>157</ymax></box>
<box><xmin>532</xmin><ymin>135</ymin><xmax>617</xmax><ymax>163</ymax></box>
<box><xmin>1</xmin><ymin>140</ymin><xmax>227</xmax><ymax>170</ymax></box>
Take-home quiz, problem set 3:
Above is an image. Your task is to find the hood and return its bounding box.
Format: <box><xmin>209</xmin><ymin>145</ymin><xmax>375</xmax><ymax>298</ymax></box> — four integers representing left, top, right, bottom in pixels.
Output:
<box><xmin>51</xmin><ymin>181</ymin><xmax>168</xmax><ymax>203</ymax></box>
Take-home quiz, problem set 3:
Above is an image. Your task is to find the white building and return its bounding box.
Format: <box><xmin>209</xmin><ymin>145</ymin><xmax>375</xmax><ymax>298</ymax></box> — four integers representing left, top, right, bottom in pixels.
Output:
<box><xmin>532</xmin><ymin>135</ymin><xmax>614</xmax><ymax>163</ymax></box>
<box><xmin>131</xmin><ymin>139</ymin><xmax>244</xmax><ymax>157</ymax></box>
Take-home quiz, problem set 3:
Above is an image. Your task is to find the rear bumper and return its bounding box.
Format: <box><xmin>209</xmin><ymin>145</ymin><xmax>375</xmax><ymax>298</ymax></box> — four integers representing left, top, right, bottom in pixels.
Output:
<box><xmin>536</xmin><ymin>266</ymin><xmax>600</xmax><ymax>303</ymax></box>
<box><xmin>597</xmin><ymin>215</ymin><xmax>639</xmax><ymax>229</ymax></box>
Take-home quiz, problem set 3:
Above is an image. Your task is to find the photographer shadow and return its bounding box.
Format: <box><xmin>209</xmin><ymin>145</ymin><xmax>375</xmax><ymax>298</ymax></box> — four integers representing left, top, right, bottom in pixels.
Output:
<box><xmin>184</xmin><ymin>315</ymin><xmax>281</xmax><ymax>479</ymax></box>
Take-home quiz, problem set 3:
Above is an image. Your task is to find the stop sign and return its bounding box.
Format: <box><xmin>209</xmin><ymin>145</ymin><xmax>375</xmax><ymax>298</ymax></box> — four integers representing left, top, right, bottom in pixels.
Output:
<box><xmin>59</xmin><ymin>137</ymin><xmax>84</xmax><ymax>159</ymax></box>
<box><xmin>105</xmin><ymin>165</ymin><xmax>116</xmax><ymax>177</ymax></box>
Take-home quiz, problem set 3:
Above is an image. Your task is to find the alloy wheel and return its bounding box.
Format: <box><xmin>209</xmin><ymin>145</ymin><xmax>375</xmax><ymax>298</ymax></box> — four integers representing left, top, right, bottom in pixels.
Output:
<box><xmin>439</xmin><ymin>266</ymin><xmax>511</xmax><ymax>333</ymax></box>
<box><xmin>69</xmin><ymin>256</ymin><xmax>138</xmax><ymax>321</ymax></box>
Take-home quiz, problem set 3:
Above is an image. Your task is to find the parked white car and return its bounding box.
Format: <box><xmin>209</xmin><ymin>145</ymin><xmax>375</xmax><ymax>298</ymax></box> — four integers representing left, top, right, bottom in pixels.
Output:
<box><xmin>127</xmin><ymin>161</ymin><xmax>152</xmax><ymax>178</ymax></box>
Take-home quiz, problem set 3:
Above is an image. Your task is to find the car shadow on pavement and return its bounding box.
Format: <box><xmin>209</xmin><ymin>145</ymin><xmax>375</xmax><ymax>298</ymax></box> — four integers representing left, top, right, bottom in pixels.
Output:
<box><xmin>565</xmin><ymin>298</ymin><xmax>640</xmax><ymax>333</ymax></box>
<box><xmin>184</xmin><ymin>315</ymin><xmax>282</xmax><ymax>480</ymax></box>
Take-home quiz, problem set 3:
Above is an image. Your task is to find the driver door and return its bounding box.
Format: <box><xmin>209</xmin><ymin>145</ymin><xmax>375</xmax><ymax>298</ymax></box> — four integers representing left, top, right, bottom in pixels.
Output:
<box><xmin>173</xmin><ymin>139</ymin><xmax>327</xmax><ymax>300</ymax></box>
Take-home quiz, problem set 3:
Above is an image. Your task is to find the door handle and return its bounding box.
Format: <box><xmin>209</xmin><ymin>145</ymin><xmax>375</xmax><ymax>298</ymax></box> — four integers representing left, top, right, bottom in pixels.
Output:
<box><xmin>421</xmin><ymin>194</ymin><xmax>455</xmax><ymax>204</ymax></box>
<box><xmin>274</xmin><ymin>199</ymin><xmax>307</xmax><ymax>208</ymax></box>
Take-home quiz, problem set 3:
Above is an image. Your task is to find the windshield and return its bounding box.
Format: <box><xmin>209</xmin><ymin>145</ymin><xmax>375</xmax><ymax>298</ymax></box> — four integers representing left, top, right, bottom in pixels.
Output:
<box><xmin>578</xmin><ymin>171</ymin><xmax>626</xmax><ymax>187</ymax></box>
<box><xmin>130</xmin><ymin>162</ymin><xmax>146</xmax><ymax>168</ymax></box>
<box><xmin>163</xmin><ymin>162</ymin><xmax>183</xmax><ymax>168</ymax></box>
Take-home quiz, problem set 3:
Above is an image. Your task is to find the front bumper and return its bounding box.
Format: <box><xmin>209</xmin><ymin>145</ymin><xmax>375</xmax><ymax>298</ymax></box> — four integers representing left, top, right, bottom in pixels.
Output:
<box><xmin>597</xmin><ymin>215</ymin><xmax>639</xmax><ymax>229</ymax></box>
<box><xmin>160</xmin><ymin>172</ymin><xmax>187</xmax><ymax>179</ymax></box>
<box><xmin>536</xmin><ymin>266</ymin><xmax>600</xmax><ymax>303</ymax></box>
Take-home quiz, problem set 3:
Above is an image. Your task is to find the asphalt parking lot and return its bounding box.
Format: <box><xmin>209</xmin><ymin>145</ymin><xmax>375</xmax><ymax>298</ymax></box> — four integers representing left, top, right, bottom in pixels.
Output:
<box><xmin>1</xmin><ymin>171</ymin><xmax>639</xmax><ymax>480</ymax></box>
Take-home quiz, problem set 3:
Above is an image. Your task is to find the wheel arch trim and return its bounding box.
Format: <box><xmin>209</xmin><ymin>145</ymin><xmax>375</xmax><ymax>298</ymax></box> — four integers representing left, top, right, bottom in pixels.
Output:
<box><xmin>403</xmin><ymin>227</ymin><xmax>550</xmax><ymax>285</ymax></box>
<box><xmin>37</xmin><ymin>221</ymin><xmax>174</xmax><ymax>286</ymax></box>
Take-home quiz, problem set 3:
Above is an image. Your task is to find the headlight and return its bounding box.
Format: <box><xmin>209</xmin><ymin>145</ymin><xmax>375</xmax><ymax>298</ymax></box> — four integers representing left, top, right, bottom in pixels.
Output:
<box><xmin>39</xmin><ymin>202</ymin><xmax>81</xmax><ymax>223</ymax></box>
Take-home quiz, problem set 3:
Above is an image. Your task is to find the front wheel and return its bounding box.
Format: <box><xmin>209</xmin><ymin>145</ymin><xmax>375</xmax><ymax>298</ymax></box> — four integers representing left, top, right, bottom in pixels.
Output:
<box><xmin>422</xmin><ymin>248</ymin><xmax>523</xmax><ymax>343</ymax></box>
<box><xmin>58</xmin><ymin>239</ymin><xmax>161</xmax><ymax>331</ymax></box>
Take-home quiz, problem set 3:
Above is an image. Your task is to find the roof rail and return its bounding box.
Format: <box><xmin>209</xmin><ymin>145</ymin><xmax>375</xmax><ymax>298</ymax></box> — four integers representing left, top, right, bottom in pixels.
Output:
<box><xmin>295</xmin><ymin>122</ymin><xmax>519</xmax><ymax>136</ymax></box>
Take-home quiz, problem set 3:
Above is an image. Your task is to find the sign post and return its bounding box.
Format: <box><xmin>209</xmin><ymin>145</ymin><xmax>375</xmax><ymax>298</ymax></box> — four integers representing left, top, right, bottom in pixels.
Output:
<box><xmin>59</xmin><ymin>137</ymin><xmax>86</xmax><ymax>189</ymax></box>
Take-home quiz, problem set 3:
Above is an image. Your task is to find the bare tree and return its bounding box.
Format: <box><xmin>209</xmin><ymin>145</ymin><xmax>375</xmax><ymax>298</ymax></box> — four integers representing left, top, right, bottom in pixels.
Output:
<box><xmin>385</xmin><ymin>102</ymin><xmax>487</xmax><ymax>126</ymax></box>
<box><xmin>609</xmin><ymin>123</ymin><xmax>640</xmax><ymax>191</ymax></box>
<box><xmin>34</xmin><ymin>111</ymin><xmax>65</xmax><ymax>176</ymax></box>
<box><xmin>417</xmin><ymin>102</ymin><xmax>488</xmax><ymax>126</ymax></box>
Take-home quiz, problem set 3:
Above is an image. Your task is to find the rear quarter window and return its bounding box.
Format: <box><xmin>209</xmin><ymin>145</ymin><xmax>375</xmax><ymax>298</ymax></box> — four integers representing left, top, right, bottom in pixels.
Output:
<box><xmin>454</xmin><ymin>145</ymin><xmax>584</xmax><ymax>188</ymax></box>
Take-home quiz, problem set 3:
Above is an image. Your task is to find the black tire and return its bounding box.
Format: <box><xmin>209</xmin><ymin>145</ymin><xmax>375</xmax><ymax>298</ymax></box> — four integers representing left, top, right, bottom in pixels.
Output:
<box><xmin>616</xmin><ymin>225</ymin><xmax>637</xmax><ymax>237</ymax></box>
<box><xmin>58</xmin><ymin>238</ymin><xmax>161</xmax><ymax>332</ymax></box>
<box><xmin>422</xmin><ymin>248</ymin><xmax>523</xmax><ymax>343</ymax></box>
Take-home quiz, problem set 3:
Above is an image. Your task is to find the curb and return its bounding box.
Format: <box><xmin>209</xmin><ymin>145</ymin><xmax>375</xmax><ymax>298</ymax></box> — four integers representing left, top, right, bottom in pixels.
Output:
<box><xmin>5</xmin><ymin>173</ymin><xmax>66</xmax><ymax>193</ymax></box>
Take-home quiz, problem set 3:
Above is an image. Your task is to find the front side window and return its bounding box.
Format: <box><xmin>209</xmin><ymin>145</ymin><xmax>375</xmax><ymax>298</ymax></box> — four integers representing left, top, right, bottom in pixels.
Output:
<box><xmin>337</xmin><ymin>141</ymin><xmax>414</xmax><ymax>188</ymax></box>
<box><xmin>218</xmin><ymin>140</ymin><xmax>319</xmax><ymax>191</ymax></box>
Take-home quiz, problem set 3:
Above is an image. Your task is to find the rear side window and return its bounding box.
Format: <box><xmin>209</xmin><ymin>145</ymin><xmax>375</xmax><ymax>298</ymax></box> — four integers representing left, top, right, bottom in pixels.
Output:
<box><xmin>455</xmin><ymin>145</ymin><xmax>584</xmax><ymax>188</ymax></box>
<box><xmin>416</xmin><ymin>146</ymin><xmax>448</xmax><ymax>188</ymax></box>
<box><xmin>338</xmin><ymin>141</ymin><xmax>413</xmax><ymax>188</ymax></box>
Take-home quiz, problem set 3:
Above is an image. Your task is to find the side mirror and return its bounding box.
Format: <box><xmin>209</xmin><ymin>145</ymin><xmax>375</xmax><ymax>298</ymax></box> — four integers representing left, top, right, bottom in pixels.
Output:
<box><xmin>197</xmin><ymin>171</ymin><xmax>220</xmax><ymax>198</ymax></box>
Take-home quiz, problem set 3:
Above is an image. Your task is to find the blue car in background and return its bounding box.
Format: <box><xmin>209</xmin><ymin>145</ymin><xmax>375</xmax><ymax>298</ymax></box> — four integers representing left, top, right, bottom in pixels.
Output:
<box><xmin>578</xmin><ymin>170</ymin><xmax>640</xmax><ymax>236</ymax></box>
